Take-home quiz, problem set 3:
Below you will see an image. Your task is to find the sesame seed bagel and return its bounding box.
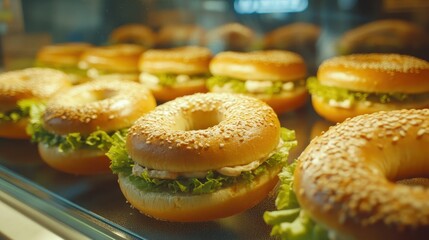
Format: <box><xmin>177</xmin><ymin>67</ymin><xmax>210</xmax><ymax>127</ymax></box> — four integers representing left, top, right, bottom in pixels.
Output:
<box><xmin>127</xmin><ymin>93</ymin><xmax>280</xmax><ymax>172</ymax></box>
<box><xmin>42</xmin><ymin>79</ymin><xmax>156</xmax><ymax>135</ymax></box>
<box><xmin>210</xmin><ymin>50</ymin><xmax>306</xmax><ymax>82</ymax></box>
<box><xmin>139</xmin><ymin>46</ymin><xmax>212</xmax><ymax>75</ymax></box>
<box><xmin>295</xmin><ymin>109</ymin><xmax>429</xmax><ymax>240</ymax></box>
<box><xmin>0</xmin><ymin>68</ymin><xmax>71</xmax><ymax>139</ymax></box>
<box><xmin>318</xmin><ymin>54</ymin><xmax>429</xmax><ymax>93</ymax></box>
<box><xmin>39</xmin><ymin>79</ymin><xmax>156</xmax><ymax>174</ymax></box>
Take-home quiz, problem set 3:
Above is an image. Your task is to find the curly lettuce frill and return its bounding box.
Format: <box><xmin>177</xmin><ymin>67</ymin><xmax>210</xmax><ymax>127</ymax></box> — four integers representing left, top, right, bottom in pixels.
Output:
<box><xmin>107</xmin><ymin>128</ymin><xmax>297</xmax><ymax>195</ymax></box>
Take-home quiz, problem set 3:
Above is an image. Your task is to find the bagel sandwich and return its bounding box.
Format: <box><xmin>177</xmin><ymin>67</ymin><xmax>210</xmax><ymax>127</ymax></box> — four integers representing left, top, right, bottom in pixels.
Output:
<box><xmin>79</xmin><ymin>44</ymin><xmax>145</xmax><ymax>81</ymax></box>
<box><xmin>139</xmin><ymin>46</ymin><xmax>212</xmax><ymax>102</ymax></box>
<box><xmin>207</xmin><ymin>50</ymin><xmax>308</xmax><ymax>114</ymax></box>
<box><xmin>308</xmin><ymin>53</ymin><xmax>429</xmax><ymax>122</ymax></box>
<box><xmin>29</xmin><ymin>80</ymin><xmax>156</xmax><ymax>174</ymax></box>
<box><xmin>107</xmin><ymin>93</ymin><xmax>297</xmax><ymax>222</ymax></box>
<box><xmin>0</xmin><ymin>68</ymin><xmax>71</xmax><ymax>139</ymax></box>
<box><xmin>36</xmin><ymin>42</ymin><xmax>92</xmax><ymax>84</ymax></box>
<box><xmin>264</xmin><ymin>109</ymin><xmax>429</xmax><ymax>240</ymax></box>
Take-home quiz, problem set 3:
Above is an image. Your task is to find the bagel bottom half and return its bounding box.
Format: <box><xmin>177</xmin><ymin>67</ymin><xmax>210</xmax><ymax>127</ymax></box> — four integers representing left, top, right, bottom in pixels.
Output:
<box><xmin>0</xmin><ymin>118</ymin><xmax>29</xmax><ymax>139</ymax></box>
<box><xmin>38</xmin><ymin>143</ymin><xmax>110</xmax><ymax>175</ymax></box>
<box><xmin>259</xmin><ymin>88</ymin><xmax>308</xmax><ymax>114</ymax></box>
<box><xmin>147</xmin><ymin>80</ymin><xmax>208</xmax><ymax>102</ymax></box>
<box><xmin>117</xmin><ymin>165</ymin><xmax>282</xmax><ymax>222</ymax></box>
<box><xmin>312</xmin><ymin>96</ymin><xmax>429</xmax><ymax>122</ymax></box>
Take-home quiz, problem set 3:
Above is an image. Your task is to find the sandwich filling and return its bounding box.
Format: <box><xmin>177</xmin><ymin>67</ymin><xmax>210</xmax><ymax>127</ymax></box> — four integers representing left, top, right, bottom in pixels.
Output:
<box><xmin>28</xmin><ymin>104</ymin><xmax>125</xmax><ymax>153</ymax></box>
<box><xmin>107</xmin><ymin>128</ymin><xmax>297</xmax><ymax>195</ymax></box>
<box><xmin>35</xmin><ymin>62</ymin><xmax>87</xmax><ymax>77</ymax></box>
<box><xmin>307</xmin><ymin>77</ymin><xmax>429</xmax><ymax>109</ymax></box>
<box><xmin>139</xmin><ymin>72</ymin><xmax>209</xmax><ymax>88</ymax></box>
<box><xmin>207</xmin><ymin>76</ymin><xmax>306</xmax><ymax>95</ymax></box>
<box><xmin>0</xmin><ymin>99</ymin><xmax>43</xmax><ymax>124</ymax></box>
<box><xmin>264</xmin><ymin>162</ymin><xmax>330</xmax><ymax>240</ymax></box>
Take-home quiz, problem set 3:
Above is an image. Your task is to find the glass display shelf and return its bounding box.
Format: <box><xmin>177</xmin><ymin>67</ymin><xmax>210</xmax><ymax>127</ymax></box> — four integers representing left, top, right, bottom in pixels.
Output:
<box><xmin>0</xmin><ymin>103</ymin><xmax>331</xmax><ymax>240</ymax></box>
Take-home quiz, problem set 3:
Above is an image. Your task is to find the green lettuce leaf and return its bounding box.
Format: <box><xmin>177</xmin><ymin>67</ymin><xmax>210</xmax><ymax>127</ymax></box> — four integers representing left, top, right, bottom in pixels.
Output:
<box><xmin>264</xmin><ymin>162</ymin><xmax>329</xmax><ymax>240</ymax></box>
<box><xmin>34</xmin><ymin>62</ymin><xmax>87</xmax><ymax>76</ymax></box>
<box><xmin>155</xmin><ymin>73</ymin><xmax>210</xmax><ymax>87</ymax></box>
<box><xmin>206</xmin><ymin>76</ymin><xmax>247</xmax><ymax>93</ymax></box>
<box><xmin>206</xmin><ymin>76</ymin><xmax>303</xmax><ymax>95</ymax></box>
<box><xmin>0</xmin><ymin>99</ymin><xmax>45</xmax><ymax>123</ymax></box>
<box><xmin>28</xmin><ymin>104</ymin><xmax>127</xmax><ymax>153</ymax></box>
<box><xmin>307</xmin><ymin>77</ymin><xmax>429</xmax><ymax>104</ymax></box>
<box><xmin>107</xmin><ymin>127</ymin><xmax>297</xmax><ymax>195</ymax></box>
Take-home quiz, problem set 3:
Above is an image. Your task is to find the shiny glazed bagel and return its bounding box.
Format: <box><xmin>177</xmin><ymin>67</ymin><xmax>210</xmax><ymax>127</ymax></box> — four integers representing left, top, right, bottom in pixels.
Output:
<box><xmin>39</xmin><ymin>79</ymin><xmax>156</xmax><ymax>174</ymax></box>
<box><xmin>0</xmin><ymin>68</ymin><xmax>71</xmax><ymax>139</ymax></box>
<box><xmin>295</xmin><ymin>109</ymin><xmax>429</xmax><ymax>240</ymax></box>
<box><xmin>119</xmin><ymin>93</ymin><xmax>287</xmax><ymax>221</ymax></box>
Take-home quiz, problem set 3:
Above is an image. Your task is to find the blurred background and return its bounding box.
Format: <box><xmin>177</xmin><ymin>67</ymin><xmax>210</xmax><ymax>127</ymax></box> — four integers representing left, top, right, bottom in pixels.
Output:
<box><xmin>1</xmin><ymin>0</ymin><xmax>429</xmax><ymax>72</ymax></box>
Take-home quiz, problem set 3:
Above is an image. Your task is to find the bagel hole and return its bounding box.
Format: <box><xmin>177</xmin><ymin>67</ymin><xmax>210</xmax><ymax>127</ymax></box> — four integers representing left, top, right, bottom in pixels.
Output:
<box><xmin>177</xmin><ymin>109</ymin><xmax>223</xmax><ymax>131</ymax></box>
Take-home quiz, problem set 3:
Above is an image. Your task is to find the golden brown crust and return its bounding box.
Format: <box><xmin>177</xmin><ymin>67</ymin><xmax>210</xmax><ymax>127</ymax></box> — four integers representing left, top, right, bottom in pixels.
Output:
<box><xmin>210</xmin><ymin>50</ymin><xmax>307</xmax><ymax>81</ymax></box>
<box><xmin>144</xmin><ymin>79</ymin><xmax>208</xmax><ymax>102</ymax></box>
<box><xmin>79</xmin><ymin>44</ymin><xmax>145</xmax><ymax>73</ymax></box>
<box><xmin>36</xmin><ymin>42</ymin><xmax>92</xmax><ymax>66</ymax></box>
<box><xmin>38</xmin><ymin>143</ymin><xmax>110</xmax><ymax>175</ymax></box>
<box><xmin>295</xmin><ymin>109</ymin><xmax>429</xmax><ymax>240</ymax></box>
<box><xmin>259</xmin><ymin>88</ymin><xmax>308</xmax><ymax>114</ymax></box>
<box><xmin>109</xmin><ymin>24</ymin><xmax>156</xmax><ymax>48</ymax></box>
<box><xmin>311</xmin><ymin>95</ymin><xmax>429</xmax><ymax>123</ymax></box>
<box><xmin>42</xmin><ymin>79</ymin><xmax>156</xmax><ymax>135</ymax></box>
<box><xmin>127</xmin><ymin>93</ymin><xmax>280</xmax><ymax>172</ymax></box>
<box><xmin>118</xmin><ymin>165</ymin><xmax>281</xmax><ymax>222</ymax></box>
<box><xmin>318</xmin><ymin>54</ymin><xmax>429</xmax><ymax>93</ymax></box>
<box><xmin>206</xmin><ymin>23</ymin><xmax>255</xmax><ymax>52</ymax></box>
<box><xmin>209</xmin><ymin>86</ymin><xmax>308</xmax><ymax>115</ymax></box>
<box><xmin>0</xmin><ymin>68</ymin><xmax>72</xmax><ymax>112</ymax></box>
<box><xmin>139</xmin><ymin>46</ymin><xmax>212</xmax><ymax>75</ymax></box>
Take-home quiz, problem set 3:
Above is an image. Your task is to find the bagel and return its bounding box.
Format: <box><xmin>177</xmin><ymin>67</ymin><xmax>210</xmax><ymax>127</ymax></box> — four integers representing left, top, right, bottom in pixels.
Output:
<box><xmin>207</xmin><ymin>50</ymin><xmax>308</xmax><ymax>114</ymax></box>
<box><xmin>265</xmin><ymin>109</ymin><xmax>429</xmax><ymax>239</ymax></box>
<box><xmin>263</xmin><ymin>22</ymin><xmax>320</xmax><ymax>57</ymax></box>
<box><xmin>36</xmin><ymin>42</ymin><xmax>92</xmax><ymax>84</ymax></box>
<box><xmin>156</xmin><ymin>24</ymin><xmax>206</xmax><ymax>48</ymax></box>
<box><xmin>109</xmin><ymin>24</ymin><xmax>156</xmax><ymax>48</ymax></box>
<box><xmin>338</xmin><ymin>19</ymin><xmax>429</xmax><ymax>60</ymax></box>
<box><xmin>0</xmin><ymin>68</ymin><xmax>71</xmax><ymax>139</ymax></box>
<box><xmin>79</xmin><ymin>44</ymin><xmax>145</xmax><ymax>81</ymax></box>
<box><xmin>206</xmin><ymin>23</ymin><xmax>255</xmax><ymax>52</ymax></box>
<box><xmin>266</xmin><ymin>109</ymin><xmax>429</xmax><ymax>240</ymax></box>
<box><xmin>308</xmin><ymin>53</ymin><xmax>429</xmax><ymax>122</ymax></box>
<box><xmin>107</xmin><ymin>93</ymin><xmax>297</xmax><ymax>222</ymax></box>
<box><xmin>139</xmin><ymin>46</ymin><xmax>212</xmax><ymax>102</ymax></box>
<box><xmin>32</xmin><ymin>79</ymin><xmax>156</xmax><ymax>174</ymax></box>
